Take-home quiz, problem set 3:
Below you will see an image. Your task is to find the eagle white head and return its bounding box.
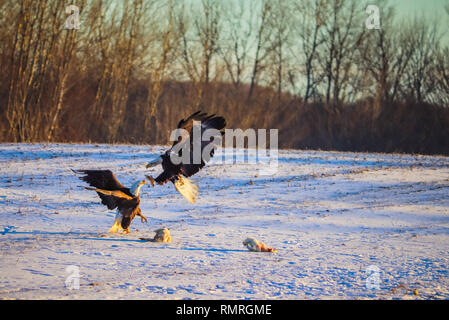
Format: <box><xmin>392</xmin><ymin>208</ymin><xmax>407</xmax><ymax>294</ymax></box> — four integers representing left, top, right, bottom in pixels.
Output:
<box><xmin>130</xmin><ymin>180</ymin><xmax>146</xmax><ymax>197</ymax></box>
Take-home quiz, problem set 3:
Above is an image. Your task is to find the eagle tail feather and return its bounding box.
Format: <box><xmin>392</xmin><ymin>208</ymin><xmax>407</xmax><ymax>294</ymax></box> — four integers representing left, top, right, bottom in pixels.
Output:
<box><xmin>174</xmin><ymin>177</ymin><xmax>199</xmax><ymax>204</ymax></box>
<box><xmin>109</xmin><ymin>216</ymin><xmax>123</xmax><ymax>233</ymax></box>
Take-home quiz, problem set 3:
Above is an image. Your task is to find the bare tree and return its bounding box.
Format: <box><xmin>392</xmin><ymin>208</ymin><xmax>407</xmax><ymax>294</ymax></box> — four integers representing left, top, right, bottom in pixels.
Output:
<box><xmin>46</xmin><ymin>0</ymin><xmax>87</xmax><ymax>141</ymax></box>
<box><xmin>435</xmin><ymin>47</ymin><xmax>449</xmax><ymax>105</ymax></box>
<box><xmin>174</xmin><ymin>0</ymin><xmax>221</xmax><ymax>111</ymax></box>
<box><xmin>6</xmin><ymin>0</ymin><xmax>51</xmax><ymax>141</ymax></box>
<box><xmin>218</xmin><ymin>0</ymin><xmax>255</xmax><ymax>88</ymax></box>
<box><xmin>195</xmin><ymin>0</ymin><xmax>221</xmax><ymax>86</ymax></box>
<box><xmin>360</xmin><ymin>1</ymin><xmax>397</xmax><ymax>115</ymax></box>
<box><xmin>88</xmin><ymin>0</ymin><xmax>145</xmax><ymax>142</ymax></box>
<box><xmin>319</xmin><ymin>0</ymin><xmax>366</xmax><ymax>106</ymax></box>
<box><xmin>247</xmin><ymin>0</ymin><xmax>273</xmax><ymax>100</ymax></box>
<box><xmin>5</xmin><ymin>0</ymin><xmax>85</xmax><ymax>142</ymax></box>
<box><xmin>142</xmin><ymin>0</ymin><xmax>179</xmax><ymax>141</ymax></box>
<box><xmin>360</xmin><ymin>2</ymin><xmax>420</xmax><ymax>107</ymax></box>
<box><xmin>266</xmin><ymin>0</ymin><xmax>291</xmax><ymax>106</ymax></box>
<box><xmin>403</xmin><ymin>18</ymin><xmax>441</xmax><ymax>103</ymax></box>
<box><xmin>289</xmin><ymin>0</ymin><xmax>327</xmax><ymax>103</ymax></box>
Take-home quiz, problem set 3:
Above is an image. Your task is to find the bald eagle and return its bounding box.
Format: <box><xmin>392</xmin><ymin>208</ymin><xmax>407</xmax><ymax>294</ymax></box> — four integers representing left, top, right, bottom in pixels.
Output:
<box><xmin>146</xmin><ymin>111</ymin><xmax>226</xmax><ymax>203</ymax></box>
<box><xmin>73</xmin><ymin>170</ymin><xmax>147</xmax><ymax>234</ymax></box>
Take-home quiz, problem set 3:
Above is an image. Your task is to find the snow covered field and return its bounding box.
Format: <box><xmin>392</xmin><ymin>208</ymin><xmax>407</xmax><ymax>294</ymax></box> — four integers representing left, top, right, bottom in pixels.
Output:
<box><xmin>0</xmin><ymin>143</ymin><xmax>448</xmax><ymax>300</ymax></box>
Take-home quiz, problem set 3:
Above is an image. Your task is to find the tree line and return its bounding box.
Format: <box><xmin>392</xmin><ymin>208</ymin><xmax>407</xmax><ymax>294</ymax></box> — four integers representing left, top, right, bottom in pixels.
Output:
<box><xmin>0</xmin><ymin>0</ymin><xmax>448</xmax><ymax>155</ymax></box>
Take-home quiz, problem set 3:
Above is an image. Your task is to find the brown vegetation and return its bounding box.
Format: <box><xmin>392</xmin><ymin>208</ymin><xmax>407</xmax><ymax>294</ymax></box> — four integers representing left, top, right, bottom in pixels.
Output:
<box><xmin>0</xmin><ymin>0</ymin><xmax>448</xmax><ymax>155</ymax></box>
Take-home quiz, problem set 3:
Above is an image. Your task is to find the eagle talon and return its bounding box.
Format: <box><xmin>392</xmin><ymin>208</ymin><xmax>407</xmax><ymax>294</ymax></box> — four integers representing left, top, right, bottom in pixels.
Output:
<box><xmin>146</xmin><ymin>175</ymin><xmax>155</xmax><ymax>187</ymax></box>
<box><xmin>140</xmin><ymin>215</ymin><xmax>148</xmax><ymax>223</ymax></box>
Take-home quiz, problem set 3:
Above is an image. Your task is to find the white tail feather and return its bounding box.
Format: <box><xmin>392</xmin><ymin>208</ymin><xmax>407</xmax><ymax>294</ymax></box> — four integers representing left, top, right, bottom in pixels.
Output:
<box><xmin>174</xmin><ymin>177</ymin><xmax>199</xmax><ymax>203</ymax></box>
<box><xmin>108</xmin><ymin>216</ymin><xmax>123</xmax><ymax>233</ymax></box>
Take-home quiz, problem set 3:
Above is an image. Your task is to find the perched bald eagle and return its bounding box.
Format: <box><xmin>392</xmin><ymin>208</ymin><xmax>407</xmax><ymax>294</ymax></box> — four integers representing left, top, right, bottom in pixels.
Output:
<box><xmin>73</xmin><ymin>170</ymin><xmax>147</xmax><ymax>233</ymax></box>
<box><xmin>146</xmin><ymin>111</ymin><xmax>226</xmax><ymax>203</ymax></box>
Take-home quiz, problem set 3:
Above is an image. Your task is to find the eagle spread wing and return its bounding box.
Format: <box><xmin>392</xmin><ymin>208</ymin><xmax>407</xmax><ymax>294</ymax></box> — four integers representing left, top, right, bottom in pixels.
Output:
<box><xmin>73</xmin><ymin>169</ymin><xmax>132</xmax><ymax>210</ymax></box>
<box><xmin>156</xmin><ymin>111</ymin><xmax>226</xmax><ymax>184</ymax></box>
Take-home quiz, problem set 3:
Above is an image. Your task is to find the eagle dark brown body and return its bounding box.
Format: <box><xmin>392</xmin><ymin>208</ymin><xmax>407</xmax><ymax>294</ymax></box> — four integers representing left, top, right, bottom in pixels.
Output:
<box><xmin>146</xmin><ymin>111</ymin><xmax>226</xmax><ymax>203</ymax></box>
<box><xmin>73</xmin><ymin>169</ymin><xmax>147</xmax><ymax>233</ymax></box>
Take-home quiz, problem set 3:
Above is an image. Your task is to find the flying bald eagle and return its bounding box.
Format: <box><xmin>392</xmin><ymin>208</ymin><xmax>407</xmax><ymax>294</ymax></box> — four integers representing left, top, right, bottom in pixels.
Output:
<box><xmin>73</xmin><ymin>170</ymin><xmax>147</xmax><ymax>234</ymax></box>
<box><xmin>146</xmin><ymin>111</ymin><xmax>226</xmax><ymax>203</ymax></box>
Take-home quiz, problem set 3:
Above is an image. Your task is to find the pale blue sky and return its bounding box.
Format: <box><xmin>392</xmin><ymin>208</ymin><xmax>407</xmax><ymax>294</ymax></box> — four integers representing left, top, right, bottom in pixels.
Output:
<box><xmin>394</xmin><ymin>0</ymin><xmax>448</xmax><ymax>17</ymax></box>
<box><xmin>393</xmin><ymin>0</ymin><xmax>448</xmax><ymax>42</ymax></box>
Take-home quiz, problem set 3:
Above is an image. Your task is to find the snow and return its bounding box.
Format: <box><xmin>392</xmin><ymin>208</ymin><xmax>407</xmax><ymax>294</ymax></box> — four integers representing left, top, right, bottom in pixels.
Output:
<box><xmin>0</xmin><ymin>143</ymin><xmax>448</xmax><ymax>299</ymax></box>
